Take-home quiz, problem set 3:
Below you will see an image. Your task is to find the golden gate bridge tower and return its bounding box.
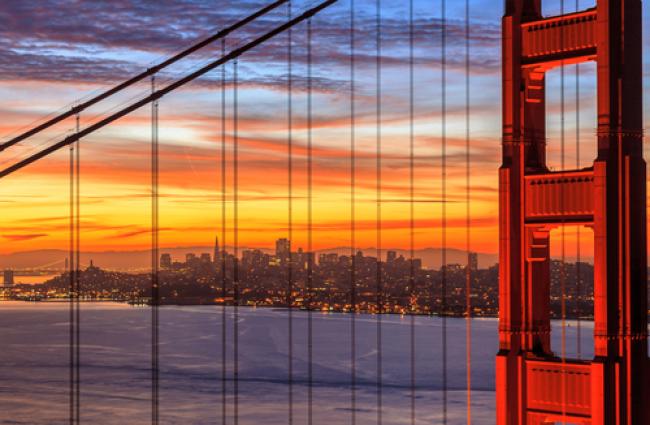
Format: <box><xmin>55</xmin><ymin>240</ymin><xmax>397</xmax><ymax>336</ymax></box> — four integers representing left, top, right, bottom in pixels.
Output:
<box><xmin>497</xmin><ymin>0</ymin><xmax>648</xmax><ymax>424</ymax></box>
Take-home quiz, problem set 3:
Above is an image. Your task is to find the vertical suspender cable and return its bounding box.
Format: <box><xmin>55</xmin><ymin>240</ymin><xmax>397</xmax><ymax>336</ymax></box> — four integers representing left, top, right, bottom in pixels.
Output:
<box><xmin>408</xmin><ymin>1</ymin><xmax>416</xmax><ymax>424</ymax></box>
<box><xmin>306</xmin><ymin>18</ymin><xmax>314</xmax><ymax>425</ymax></box>
<box><xmin>75</xmin><ymin>113</ymin><xmax>81</xmax><ymax>424</ymax></box>
<box><xmin>574</xmin><ymin>0</ymin><xmax>582</xmax><ymax>361</ymax></box>
<box><xmin>287</xmin><ymin>2</ymin><xmax>294</xmax><ymax>423</ymax></box>
<box><xmin>464</xmin><ymin>0</ymin><xmax>472</xmax><ymax>423</ymax></box>
<box><xmin>220</xmin><ymin>38</ymin><xmax>228</xmax><ymax>425</ymax></box>
<box><xmin>68</xmin><ymin>115</ymin><xmax>75</xmax><ymax>425</ymax></box>
<box><xmin>151</xmin><ymin>74</ymin><xmax>160</xmax><ymax>425</ymax></box>
<box><xmin>375</xmin><ymin>2</ymin><xmax>383</xmax><ymax>424</ymax></box>
<box><xmin>349</xmin><ymin>1</ymin><xmax>357</xmax><ymax>423</ymax></box>
<box><xmin>233</xmin><ymin>58</ymin><xmax>240</xmax><ymax>425</ymax></box>
<box><xmin>441</xmin><ymin>0</ymin><xmax>448</xmax><ymax>423</ymax></box>
<box><xmin>66</xmin><ymin>112</ymin><xmax>81</xmax><ymax>425</ymax></box>
<box><xmin>559</xmin><ymin>0</ymin><xmax>567</xmax><ymax>421</ymax></box>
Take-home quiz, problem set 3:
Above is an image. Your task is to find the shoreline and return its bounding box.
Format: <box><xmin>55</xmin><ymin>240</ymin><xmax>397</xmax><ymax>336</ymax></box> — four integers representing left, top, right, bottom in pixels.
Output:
<box><xmin>0</xmin><ymin>298</ymin><xmax>608</xmax><ymax>322</ymax></box>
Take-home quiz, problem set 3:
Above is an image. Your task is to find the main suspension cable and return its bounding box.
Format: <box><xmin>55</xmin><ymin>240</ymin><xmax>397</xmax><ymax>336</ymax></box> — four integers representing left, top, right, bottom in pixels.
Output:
<box><xmin>0</xmin><ymin>0</ymin><xmax>290</xmax><ymax>154</ymax></box>
<box><xmin>0</xmin><ymin>0</ymin><xmax>339</xmax><ymax>180</ymax></box>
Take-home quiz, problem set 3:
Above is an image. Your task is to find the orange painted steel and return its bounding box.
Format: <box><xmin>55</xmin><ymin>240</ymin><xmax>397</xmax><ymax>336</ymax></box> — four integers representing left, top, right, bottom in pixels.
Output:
<box><xmin>525</xmin><ymin>170</ymin><xmax>595</xmax><ymax>223</ymax></box>
<box><xmin>521</xmin><ymin>9</ymin><xmax>597</xmax><ymax>66</ymax></box>
<box><xmin>498</xmin><ymin>1</ymin><xmax>648</xmax><ymax>424</ymax></box>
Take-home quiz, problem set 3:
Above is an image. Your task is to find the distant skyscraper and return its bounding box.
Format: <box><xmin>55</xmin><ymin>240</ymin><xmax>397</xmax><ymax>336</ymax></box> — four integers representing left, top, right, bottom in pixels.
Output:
<box><xmin>3</xmin><ymin>270</ymin><xmax>14</xmax><ymax>287</ymax></box>
<box><xmin>468</xmin><ymin>252</ymin><xmax>478</xmax><ymax>272</ymax></box>
<box><xmin>411</xmin><ymin>258</ymin><xmax>422</xmax><ymax>270</ymax></box>
<box><xmin>200</xmin><ymin>253</ymin><xmax>211</xmax><ymax>264</ymax></box>
<box><xmin>160</xmin><ymin>254</ymin><xmax>172</xmax><ymax>269</ymax></box>
<box><xmin>185</xmin><ymin>253</ymin><xmax>199</xmax><ymax>268</ymax></box>
<box><xmin>386</xmin><ymin>251</ymin><xmax>397</xmax><ymax>263</ymax></box>
<box><xmin>319</xmin><ymin>253</ymin><xmax>338</xmax><ymax>266</ymax></box>
<box><xmin>213</xmin><ymin>236</ymin><xmax>220</xmax><ymax>264</ymax></box>
<box><xmin>276</xmin><ymin>238</ymin><xmax>291</xmax><ymax>264</ymax></box>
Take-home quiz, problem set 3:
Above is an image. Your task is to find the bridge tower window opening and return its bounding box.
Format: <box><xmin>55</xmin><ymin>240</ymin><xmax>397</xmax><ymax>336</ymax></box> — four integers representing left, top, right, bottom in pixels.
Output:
<box><xmin>548</xmin><ymin>224</ymin><xmax>595</xmax><ymax>359</ymax></box>
<box><xmin>544</xmin><ymin>62</ymin><xmax>597</xmax><ymax>172</ymax></box>
<box><xmin>542</xmin><ymin>0</ymin><xmax>595</xmax><ymax>17</ymax></box>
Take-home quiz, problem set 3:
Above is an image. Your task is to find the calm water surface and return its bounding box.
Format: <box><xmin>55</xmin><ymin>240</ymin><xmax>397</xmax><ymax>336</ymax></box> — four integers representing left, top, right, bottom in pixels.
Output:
<box><xmin>0</xmin><ymin>302</ymin><xmax>599</xmax><ymax>424</ymax></box>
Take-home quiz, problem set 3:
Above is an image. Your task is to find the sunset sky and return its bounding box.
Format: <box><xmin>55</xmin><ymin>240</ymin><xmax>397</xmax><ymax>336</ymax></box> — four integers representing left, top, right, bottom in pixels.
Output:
<box><xmin>0</xmin><ymin>0</ymin><xmax>648</xmax><ymax>260</ymax></box>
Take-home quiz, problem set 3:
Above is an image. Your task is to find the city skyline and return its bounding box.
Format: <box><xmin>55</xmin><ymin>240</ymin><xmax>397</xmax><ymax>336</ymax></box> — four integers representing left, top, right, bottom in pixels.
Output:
<box><xmin>2</xmin><ymin>235</ymin><xmax>597</xmax><ymax>322</ymax></box>
<box><xmin>4</xmin><ymin>233</ymin><xmax>605</xmax><ymax>273</ymax></box>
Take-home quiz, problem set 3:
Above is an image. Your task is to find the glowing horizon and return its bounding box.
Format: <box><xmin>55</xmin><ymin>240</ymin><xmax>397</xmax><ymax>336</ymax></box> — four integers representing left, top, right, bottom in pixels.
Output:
<box><xmin>0</xmin><ymin>0</ymin><xmax>648</xmax><ymax>259</ymax></box>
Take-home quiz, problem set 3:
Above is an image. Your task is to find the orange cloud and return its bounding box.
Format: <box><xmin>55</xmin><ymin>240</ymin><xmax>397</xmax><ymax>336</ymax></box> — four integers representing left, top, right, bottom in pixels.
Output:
<box><xmin>3</xmin><ymin>233</ymin><xmax>49</xmax><ymax>241</ymax></box>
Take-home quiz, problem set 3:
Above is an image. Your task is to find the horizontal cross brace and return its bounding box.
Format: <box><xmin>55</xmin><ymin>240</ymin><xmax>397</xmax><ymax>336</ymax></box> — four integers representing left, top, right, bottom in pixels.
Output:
<box><xmin>524</xmin><ymin>169</ymin><xmax>595</xmax><ymax>223</ymax></box>
<box><xmin>521</xmin><ymin>8</ymin><xmax>597</xmax><ymax>69</ymax></box>
<box><xmin>526</xmin><ymin>358</ymin><xmax>593</xmax><ymax>418</ymax></box>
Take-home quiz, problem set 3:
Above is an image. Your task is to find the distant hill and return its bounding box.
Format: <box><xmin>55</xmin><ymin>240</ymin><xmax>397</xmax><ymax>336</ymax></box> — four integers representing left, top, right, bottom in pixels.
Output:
<box><xmin>0</xmin><ymin>247</ymin><xmax>221</xmax><ymax>271</ymax></box>
<box><xmin>0</xmin><ymin>246</ymin><xmax>499</xmax><ymax>271</ymax></box>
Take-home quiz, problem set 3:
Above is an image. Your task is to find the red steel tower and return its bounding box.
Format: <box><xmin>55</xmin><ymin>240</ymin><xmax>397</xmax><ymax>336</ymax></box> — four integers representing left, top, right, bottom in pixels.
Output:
<box><xmin>498</xmin><ymin>0</ymin><xmax>648</xmax><ymax>424</ymax></box>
